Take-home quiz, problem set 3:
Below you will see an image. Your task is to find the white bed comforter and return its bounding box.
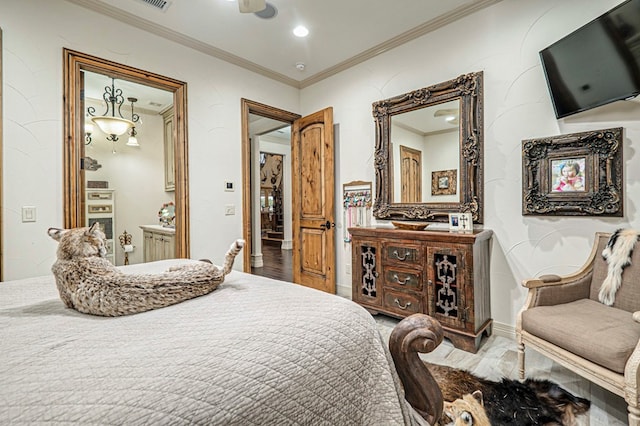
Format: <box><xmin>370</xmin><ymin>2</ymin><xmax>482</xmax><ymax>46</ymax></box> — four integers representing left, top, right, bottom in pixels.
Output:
<box><xmin>0</xmin><ymin>260</ymin><xmax>422</xmax><ymax>425</ymax></box>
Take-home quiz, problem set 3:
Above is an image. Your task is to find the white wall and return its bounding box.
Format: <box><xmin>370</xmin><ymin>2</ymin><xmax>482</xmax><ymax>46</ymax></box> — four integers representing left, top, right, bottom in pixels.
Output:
<box><xmin>300</xmin><ymin>0</ymin><xmax>638</xmax><ymax>329</ymax></box>
<box><xmin>0</xmin><ymin>0</ymin><xmax>299</xmax><ymax>280</ymax></box>
<box><xmin>3</xmin><ymin>0</ymin><xmax>638</xmax><ymax>332</ymax></box>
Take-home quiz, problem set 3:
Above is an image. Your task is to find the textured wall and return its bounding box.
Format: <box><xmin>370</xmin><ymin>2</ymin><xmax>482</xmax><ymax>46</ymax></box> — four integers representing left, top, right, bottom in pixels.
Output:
<box><xmin>2</xmin><ymin>0</ymin><xmax>636</xmax><ymax>330</ymax></box>
<box><xmin>0</xmin><ymin>0</ymin><xmax>299</xmax><ymax>280</ymax></box>
<box><xmin>301</xmin><ymin>0</ymin><xmax>636</xmax><ymax>328</ymax></box>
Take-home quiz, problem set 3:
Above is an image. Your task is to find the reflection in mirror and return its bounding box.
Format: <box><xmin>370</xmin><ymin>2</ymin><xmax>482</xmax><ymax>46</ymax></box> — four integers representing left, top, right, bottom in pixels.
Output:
<box><xmin>391</xmin><ymin>99</ymin><xmax>460</xmax><ymax>204</ymax></box>
<box><xmin>373</xmin><ymin>71</ymin><xmax>484</xmax><ymax>223</ymax></box>
<box><xmin>64</xmin><ymin>49</ymin><xmax>190</xmax><ymax>263</ymax></box>
<box><xmin>84</xmin><ymin>71</ymin><xmax>175</xmax><ymax>265</ymax></box>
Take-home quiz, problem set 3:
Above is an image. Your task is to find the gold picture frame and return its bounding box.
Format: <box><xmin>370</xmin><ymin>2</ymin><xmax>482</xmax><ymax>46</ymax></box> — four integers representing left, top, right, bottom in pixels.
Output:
<box><xmin>431</xmin><ymin>169</ymin><xmax>457</xmax><ymax>196</ymax></box>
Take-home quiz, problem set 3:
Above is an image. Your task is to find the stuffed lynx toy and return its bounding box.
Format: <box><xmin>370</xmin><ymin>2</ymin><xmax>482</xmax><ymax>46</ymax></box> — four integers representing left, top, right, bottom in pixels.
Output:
<box><xmin>48</xmin><ymin>223</ymin><xmax>244</xmax><ymax>316</ymax></box>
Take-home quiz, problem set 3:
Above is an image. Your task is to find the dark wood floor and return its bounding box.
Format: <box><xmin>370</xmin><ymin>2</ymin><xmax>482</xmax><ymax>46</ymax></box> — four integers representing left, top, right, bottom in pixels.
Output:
<box><xmin>251</xmin><ymin>242</ymin><xmax>293</xmax><ymax>282</ymax></box>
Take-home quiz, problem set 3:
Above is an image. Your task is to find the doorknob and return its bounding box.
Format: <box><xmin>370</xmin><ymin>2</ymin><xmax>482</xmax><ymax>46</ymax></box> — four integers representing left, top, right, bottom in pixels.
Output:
<box><xmin>319</xmin><ymin>220</ymin><xmax>335</xmax><ymax>230</ymax></box>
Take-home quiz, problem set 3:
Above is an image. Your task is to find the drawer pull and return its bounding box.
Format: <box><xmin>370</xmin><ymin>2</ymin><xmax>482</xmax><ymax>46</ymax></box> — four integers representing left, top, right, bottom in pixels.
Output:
<box><xmin>394</xmin><ymin>298</ymin><xmax>412</xmax><ymax>310</ymax></box>
<box><xmin>392</xmin><ymin>274</ymin><xmax>411</xmax><ymax>285</ymax></box>
<box><xmin>392</xmin><ymin>249</ymin><xmax>409</xmax><ymax>261</ymax></box>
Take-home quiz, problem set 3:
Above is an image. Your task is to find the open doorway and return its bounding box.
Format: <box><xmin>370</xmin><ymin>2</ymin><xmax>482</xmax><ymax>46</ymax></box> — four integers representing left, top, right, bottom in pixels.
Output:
<box><xmin>240</xmin><ymin>99</ymin><xmax>300</xmax><ymax>281</ymax></box>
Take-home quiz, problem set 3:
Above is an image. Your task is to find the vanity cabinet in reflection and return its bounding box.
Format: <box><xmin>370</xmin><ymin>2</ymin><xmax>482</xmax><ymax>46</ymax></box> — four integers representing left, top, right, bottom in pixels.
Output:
<box><xmin>162</xmin><ymin>107</ymin><xmax>175</xmax><ymax>192</ymax></box>
<box><xmin>140</xmin><ymin>225</ymin><xmax>175</xmax><ymax>262</ymax></box>
<box><xmin>350</xmin><ymin>227</ymin><xmax>492</xmax><ymax>353</ymax></box>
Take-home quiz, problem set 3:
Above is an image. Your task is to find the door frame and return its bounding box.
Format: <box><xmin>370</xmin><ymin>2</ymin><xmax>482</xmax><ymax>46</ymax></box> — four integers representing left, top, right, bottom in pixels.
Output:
<box><xmin>241</xmin><ymin>99</ymin><xmax>300</xmax><ymax>272</ymax></box>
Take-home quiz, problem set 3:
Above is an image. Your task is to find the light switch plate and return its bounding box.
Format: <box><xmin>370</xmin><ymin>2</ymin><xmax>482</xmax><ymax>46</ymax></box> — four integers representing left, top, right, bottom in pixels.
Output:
<box><xmin>22</xmin><ymin>206</ymin><xmax>36</xmax><ymax>222</ymax></box>
<box><xmin>224</xmin><ymin>204</ymin><xmax>235</xmax><ymax>215</ymax></box>
<box><xmin>224</xmin><ymin>181</ymin><xmax>235</xmax><ymax>192</ymax></box>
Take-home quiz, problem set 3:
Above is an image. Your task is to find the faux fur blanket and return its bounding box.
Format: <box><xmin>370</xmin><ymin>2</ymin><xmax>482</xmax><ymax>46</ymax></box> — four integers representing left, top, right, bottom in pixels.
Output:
<box><xmin>599</xmin><ymin>228</ymin><xmax>640</xmax><ymax>305</ymax></box>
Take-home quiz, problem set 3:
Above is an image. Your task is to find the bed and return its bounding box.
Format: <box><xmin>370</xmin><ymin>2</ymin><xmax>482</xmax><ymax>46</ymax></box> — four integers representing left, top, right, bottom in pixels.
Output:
<box><xmin>0</xmin><ymin>259</ymin><xmax>439</xmax><ymax>425</ymax></box>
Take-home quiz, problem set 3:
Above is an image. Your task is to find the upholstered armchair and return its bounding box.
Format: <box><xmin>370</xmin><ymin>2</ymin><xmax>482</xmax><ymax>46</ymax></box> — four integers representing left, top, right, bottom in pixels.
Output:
<box><xmin>517</xmin><ymin>231</ymin><xmax>640</xmax><ymax>425</ymax></box>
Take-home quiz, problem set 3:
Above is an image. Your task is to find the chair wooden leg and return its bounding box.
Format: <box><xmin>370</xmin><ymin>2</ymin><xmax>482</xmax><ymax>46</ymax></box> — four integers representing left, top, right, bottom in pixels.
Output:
<box><xmin>517</xmin><ymin>342</ymin><xmax>525</xmax><ymax>380</ymax></box>
<box><xmin>629</xmin><ymin>404</ymin><xmax>640</xmax><ymax>426</ymax></box>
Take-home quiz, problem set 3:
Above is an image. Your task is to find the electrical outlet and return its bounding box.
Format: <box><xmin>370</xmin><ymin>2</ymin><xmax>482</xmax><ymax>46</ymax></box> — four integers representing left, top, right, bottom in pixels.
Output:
<box><xmin>225</xmin><ymin>204</ymin><xmax>235</xmax><ymax>215</ymax></box>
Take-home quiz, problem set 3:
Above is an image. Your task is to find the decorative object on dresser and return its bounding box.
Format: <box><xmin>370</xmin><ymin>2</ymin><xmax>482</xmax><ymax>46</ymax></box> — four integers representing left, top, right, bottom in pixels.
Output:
<box><xmin>522</xmin><ymin>127</ymin><xmax>623</xmax><ymax>216</ymax></box>
<box><xmin>350</xmin><ymin>227</ymin><xmax>492</xmax><ymax>352</ymax></box>
<box><xmin>448</xmin><ymin>213</ymin><xmax>473</xmax><ymax>232</ymax></box>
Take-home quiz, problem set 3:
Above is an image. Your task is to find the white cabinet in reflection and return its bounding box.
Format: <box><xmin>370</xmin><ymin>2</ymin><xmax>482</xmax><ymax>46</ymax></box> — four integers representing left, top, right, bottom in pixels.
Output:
<box><xmin>140</xmin><ymin>225</ymin><xmax>175</xmax><ymax>262</ymax></box>
<box><xmin>86</xmin><ymin>189</ymin><xmax>115</xmax><ymax>264</ymax></box>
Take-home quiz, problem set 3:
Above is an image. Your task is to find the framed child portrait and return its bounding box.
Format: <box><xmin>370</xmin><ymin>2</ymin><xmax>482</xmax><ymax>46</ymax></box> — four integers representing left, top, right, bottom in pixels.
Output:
<box><xmin>521</xmin><ymin>127</ymin><xmax>623</xmax><ymax>216</ymax></box>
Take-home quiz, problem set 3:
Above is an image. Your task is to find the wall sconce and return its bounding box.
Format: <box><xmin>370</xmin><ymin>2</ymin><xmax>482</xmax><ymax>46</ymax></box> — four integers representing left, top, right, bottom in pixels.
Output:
<box><xmin>126</xmin><ymin>97</ymin><xmax>140</xmax><ymax>147</ymax></box>
<box><xmin>84</xmin><ymin>122</ymin><xmax>94</xmax><ymax>145</ymax></box>
<box><xmin>88</xmin><ymin>78</ymin><xmax>139</xmax><ymax>142</ymax></box>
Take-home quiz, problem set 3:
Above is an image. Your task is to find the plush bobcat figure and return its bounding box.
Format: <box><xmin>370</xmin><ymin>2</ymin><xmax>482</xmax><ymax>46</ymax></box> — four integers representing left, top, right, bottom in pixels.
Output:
<box><xmin>442</xmin><ymin>391</ymin><xmax>490</xmax><ymax>426</ymax></box>
<box><xmin>48</xmin><ymin>223</ymin><xmax>244</xmax><ymax>316</ymax></box>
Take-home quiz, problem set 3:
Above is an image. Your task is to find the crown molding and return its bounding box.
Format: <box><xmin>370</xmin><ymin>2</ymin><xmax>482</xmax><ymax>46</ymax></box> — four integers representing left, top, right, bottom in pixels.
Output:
<box><xmin>65</xmin><ymin>0</ymin><xmax>502</xmax><ymax>89</ymax></box>
<box><xmin>64</xmin><ymin>0</ymin><xmax>300</xmax><ymax>88</ymax></box>
<box><xmin>298</xmin><ymin>0</ymin><xmax>502</xmax><ymax>88</ymax></box>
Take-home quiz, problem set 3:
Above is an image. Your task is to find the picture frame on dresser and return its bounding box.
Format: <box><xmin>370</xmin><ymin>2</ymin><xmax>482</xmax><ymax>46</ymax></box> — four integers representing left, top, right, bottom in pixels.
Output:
<box><xmin>521</xmin><ymin>127</ymin><xmax>623</xmax><ymax>216</ymax></box>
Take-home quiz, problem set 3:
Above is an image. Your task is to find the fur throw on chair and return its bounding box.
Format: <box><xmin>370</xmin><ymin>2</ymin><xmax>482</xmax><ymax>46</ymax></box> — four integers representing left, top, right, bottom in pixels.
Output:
<box><xmin>599</xmin><ymin>228</ymin><xmax>640</xmax><ymax>306</ymax></box>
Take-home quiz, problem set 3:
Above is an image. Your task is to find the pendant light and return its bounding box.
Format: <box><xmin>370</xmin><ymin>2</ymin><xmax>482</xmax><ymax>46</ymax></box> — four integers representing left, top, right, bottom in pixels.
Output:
<box><xmin>88</xmin><ymin>78</ymin><xmax>137</xmax><ymax>142</ymax></box>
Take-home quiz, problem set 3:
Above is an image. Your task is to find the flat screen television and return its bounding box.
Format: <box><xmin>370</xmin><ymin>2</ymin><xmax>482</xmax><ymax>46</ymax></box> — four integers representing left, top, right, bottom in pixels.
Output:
<box><xmin>540</xmin><ymin>0</ymin><xmax>640</xmax><ymax>118</ymax></box>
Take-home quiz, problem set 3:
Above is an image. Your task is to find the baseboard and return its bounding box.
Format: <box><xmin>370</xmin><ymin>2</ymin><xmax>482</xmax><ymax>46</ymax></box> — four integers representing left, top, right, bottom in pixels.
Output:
<box><xmin>251</xmin><ymin>254</ymin><xmax>263</xmax><ymax>268</ymax></box>
<box><xmin>337</xmin><ymin>283</ymin><xmax>351</xmax><ymax>299</ymax></box>
<box><xmin>492</xmin><ymin>321</ymin><xmax>516</xmax><ymax>341</ymax></box>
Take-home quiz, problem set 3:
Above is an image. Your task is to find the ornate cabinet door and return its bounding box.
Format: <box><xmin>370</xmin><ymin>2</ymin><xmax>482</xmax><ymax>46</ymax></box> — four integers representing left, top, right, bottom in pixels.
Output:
<box><xmin>426</xmin><ymin>244</ymin><xmax>471</xmax><ymax>331</ymax></box>
<box><xmin>351</xmin><ymin>238</ymin><xmax>382</xmax><ymax>308</ymax></box>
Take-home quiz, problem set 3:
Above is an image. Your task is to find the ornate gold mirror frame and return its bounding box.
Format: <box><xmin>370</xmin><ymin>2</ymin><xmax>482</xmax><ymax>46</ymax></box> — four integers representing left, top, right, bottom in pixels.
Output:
<box><xmin>63</xmin><ymin>49</ymin><xmax>190</xmax><ymax>257</ymax></box>
<box><xmin>372</xmin><ymin>71</ymin><xmax>484</xmax><ymax>223</ymax></box>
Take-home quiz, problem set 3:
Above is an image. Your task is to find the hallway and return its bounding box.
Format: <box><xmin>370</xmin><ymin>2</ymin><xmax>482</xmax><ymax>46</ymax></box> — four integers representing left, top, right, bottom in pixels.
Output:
<box><xmin>251</xmin><ymin>244</ymin><xmax>293</xmax><ymax>282</ymax></box>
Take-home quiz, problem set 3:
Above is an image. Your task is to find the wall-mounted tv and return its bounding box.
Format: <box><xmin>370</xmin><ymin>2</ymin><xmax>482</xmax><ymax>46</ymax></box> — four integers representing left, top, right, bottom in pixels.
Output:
<box><xmin>540</xmin><ymin>0</ymin><xmax>640</xmax><ymax>118</ymax></box>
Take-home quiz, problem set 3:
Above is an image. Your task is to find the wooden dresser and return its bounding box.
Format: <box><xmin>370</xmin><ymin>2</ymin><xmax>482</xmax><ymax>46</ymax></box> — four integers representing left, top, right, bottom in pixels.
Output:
<box><xmin>349</xmin><ymin>227</ymin><xmax>492</xmax><ymax>353</ymax></box>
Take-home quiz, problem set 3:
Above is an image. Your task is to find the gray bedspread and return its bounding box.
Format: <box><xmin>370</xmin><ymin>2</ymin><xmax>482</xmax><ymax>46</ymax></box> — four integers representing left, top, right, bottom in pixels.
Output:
<box><xmin>0</xmin><ymin>260</ymin><xmax>424</xmax><ymax>425</ymax></box>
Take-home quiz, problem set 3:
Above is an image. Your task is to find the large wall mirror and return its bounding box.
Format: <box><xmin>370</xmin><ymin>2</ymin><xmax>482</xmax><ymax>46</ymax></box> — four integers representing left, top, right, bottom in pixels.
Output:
<box><xmin>63</xmin><ymin>49</ymin><xmax>190</xmax><ymax>262</ymax></box>
<box><xmin>372</xmin><ymin>71</ymin><xmax>484</xmax><ymax>223</ymax></box>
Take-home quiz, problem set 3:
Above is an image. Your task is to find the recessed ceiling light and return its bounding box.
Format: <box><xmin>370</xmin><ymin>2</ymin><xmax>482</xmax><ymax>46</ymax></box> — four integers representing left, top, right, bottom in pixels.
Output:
<box><xmin>293</xmin><ymin>25</ymin><xmax>309</xmax><ymax>37</ymax></box>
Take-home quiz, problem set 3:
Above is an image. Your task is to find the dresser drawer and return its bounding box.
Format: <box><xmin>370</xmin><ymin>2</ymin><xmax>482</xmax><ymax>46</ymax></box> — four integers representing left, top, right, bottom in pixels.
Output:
<box><xmin>383</xmin><ymin>268</ymin><xmax>423</xmax><ymax>291</ymax></box>
<box><xmin>382</xmin><ymin>243</ymin><xmax>422</xmax><ymax>266</ymax></box>
<box><xmin>383</xmin><ymin>288</ymin><xmax>423</xmax><ymax>316</ymax></box>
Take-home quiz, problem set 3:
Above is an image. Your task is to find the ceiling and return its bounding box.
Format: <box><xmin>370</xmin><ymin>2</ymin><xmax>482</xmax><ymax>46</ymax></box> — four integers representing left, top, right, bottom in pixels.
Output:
<box><xmin>66</xmin><ymin>0</ymin><xmax>500</xmax><ymax>88</ymax></box>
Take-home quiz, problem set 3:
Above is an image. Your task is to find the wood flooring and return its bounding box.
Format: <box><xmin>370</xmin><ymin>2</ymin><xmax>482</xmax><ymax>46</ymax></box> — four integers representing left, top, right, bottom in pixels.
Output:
<box><xmin>250</xmin><ymin>243</ymin><xmax>292</xmax><ymax>283</ymax></box>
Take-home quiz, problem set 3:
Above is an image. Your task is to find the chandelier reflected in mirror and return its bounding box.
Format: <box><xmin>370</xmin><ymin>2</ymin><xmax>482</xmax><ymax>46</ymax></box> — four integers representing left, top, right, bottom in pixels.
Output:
<box><xmin>87</xmin><ymin>78</ymin><xmax>139</xmax><ymax>142</ymax></box>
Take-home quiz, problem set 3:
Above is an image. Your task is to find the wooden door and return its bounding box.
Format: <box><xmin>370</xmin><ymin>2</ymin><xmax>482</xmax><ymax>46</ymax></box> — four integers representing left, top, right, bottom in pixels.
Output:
<box><xmin>291</xmin><ymin>107</ymin><xmax>335</xmax><ymax>293</ymax></box>
<box><xmin>400</xmin><ymin>145</ymin><xmax>421</xmax><ymax>203</ymax></box>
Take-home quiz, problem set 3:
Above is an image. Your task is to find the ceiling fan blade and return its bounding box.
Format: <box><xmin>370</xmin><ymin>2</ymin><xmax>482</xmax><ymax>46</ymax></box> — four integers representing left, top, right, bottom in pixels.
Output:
<box><xmin>433</xmin><ymin>109</ymin><xmax>458</xmax><ymax>117</ymax></box>
<box><xmin>239</xmin><ymin>0</ymin><xmax>266</xmax><ymax>13</ymax></box>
